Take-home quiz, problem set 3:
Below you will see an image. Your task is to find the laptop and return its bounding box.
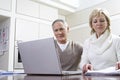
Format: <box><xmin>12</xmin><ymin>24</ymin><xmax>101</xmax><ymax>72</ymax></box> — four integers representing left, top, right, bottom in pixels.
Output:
<box><xmin>18</xmin><ymin>37</ymin><xmax>82</xmax><ymax>75</ymax></box>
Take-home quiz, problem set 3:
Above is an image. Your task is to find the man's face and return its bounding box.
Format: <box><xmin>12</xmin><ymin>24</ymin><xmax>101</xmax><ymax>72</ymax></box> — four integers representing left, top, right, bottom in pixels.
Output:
<box><xmin>52</xmin><ymin>21</ymin><xmax>69</xmax><ymax>44</ymax></box>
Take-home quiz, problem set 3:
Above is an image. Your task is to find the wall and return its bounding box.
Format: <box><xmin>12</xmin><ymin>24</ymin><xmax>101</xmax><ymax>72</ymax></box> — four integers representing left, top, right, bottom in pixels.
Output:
<box><xmin>0</xmin><ymin>18</ymin><xmax>10</xmax><ymax>70</ymax></box>
<box><xmin>68</xmin><ymin>24</ymin><xmax>91</xmax><ymax>44</ymax></box>
<box><xmin>0</xmin><ymin>0</ymin><xmax>58</xmax><ymax>71</ymax></box>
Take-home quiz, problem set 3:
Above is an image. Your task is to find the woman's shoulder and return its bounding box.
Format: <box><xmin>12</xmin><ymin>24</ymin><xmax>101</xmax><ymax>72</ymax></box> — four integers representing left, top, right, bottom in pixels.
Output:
<box><xmin>83</xmin><ymin>36</ymin><xmax>92</xmax><ymax>45</ymax></box>
<box><xmin>112</xmin><ymin>34</ymin><xmax>120</xmax><ymax>41</ymax></box>
<box><xmin>111</xmin><ymin>34</ymin><xmax>120</xmax><ymax>46</ymax></box>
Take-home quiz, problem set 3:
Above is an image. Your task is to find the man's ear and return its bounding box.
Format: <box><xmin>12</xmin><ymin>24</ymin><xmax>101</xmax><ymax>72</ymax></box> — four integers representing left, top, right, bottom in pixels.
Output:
<box><xmin>67</xmin><ymin>27</ymin><xmax>69</xmax><ymax>32</ymax></box>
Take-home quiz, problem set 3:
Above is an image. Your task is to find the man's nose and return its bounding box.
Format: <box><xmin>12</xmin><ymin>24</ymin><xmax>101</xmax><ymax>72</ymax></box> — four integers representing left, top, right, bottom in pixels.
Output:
<box><xmin>58</xmin><ymin>30</ymin><xmax>62</xmax><ymax>34</ymax></box>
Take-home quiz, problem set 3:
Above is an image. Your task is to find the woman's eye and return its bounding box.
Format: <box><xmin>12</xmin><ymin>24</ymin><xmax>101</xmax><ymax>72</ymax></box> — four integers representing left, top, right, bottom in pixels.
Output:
<box><xmin>100</xmin><ymin>20</ymin><xmax>105</xmax><ymax>22</ymax></box>
<box><xmin>93</xmin><ymin>20</ymin><xmax>97</xmax><ymax>23</ymax></box>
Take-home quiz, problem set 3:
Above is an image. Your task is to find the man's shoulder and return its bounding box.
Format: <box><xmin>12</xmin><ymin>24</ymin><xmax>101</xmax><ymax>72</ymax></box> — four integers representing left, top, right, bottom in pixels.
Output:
<box><xmin>69</xmin><ymin>41</ymin><xmax>83</xmax><ymax>48</ymax></box>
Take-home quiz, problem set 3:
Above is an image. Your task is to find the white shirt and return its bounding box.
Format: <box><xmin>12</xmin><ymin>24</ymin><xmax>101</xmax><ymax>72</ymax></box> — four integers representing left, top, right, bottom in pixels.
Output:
<box><xmin>80</xmin><ymin>30</ymin><xmax>120</xmax><ymax>70</ymax></box>
<box><xmin>57</xmin><ymin>41</ymin><xmax>69</xmax><ymax>52</ymax></box>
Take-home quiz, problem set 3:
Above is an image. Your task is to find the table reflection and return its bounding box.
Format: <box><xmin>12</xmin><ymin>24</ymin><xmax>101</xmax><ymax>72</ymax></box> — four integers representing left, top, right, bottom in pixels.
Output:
<box><xmin>23</xmin><ymin>75</ymin><xmax>120</xmax><ymax>80</ymax></box>
<box><xmin>24</xmin><ymin>75</ymin><xmax>80</xmax><ymax>80</ymax></box>
<box><xmin>0</xmin><ymin>75</ymin><xmax>13</xmax><ymax>80</ymax></box>
<box><xmin>24</xmin><ymin>76</ymin><xmax>62</xmax><ymax>80</ymax></box>
<box><xmin>82</xmin><ymin>75</ymin><xmax>120</xmax><ymax>80</ymax></box>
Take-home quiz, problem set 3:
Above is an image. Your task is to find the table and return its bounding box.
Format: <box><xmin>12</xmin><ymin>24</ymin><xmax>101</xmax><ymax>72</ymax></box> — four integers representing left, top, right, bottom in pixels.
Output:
<box><xmin>0</xmin><ymin>74</ymin><xmax>120</xmax><ymax>80</ymax></box>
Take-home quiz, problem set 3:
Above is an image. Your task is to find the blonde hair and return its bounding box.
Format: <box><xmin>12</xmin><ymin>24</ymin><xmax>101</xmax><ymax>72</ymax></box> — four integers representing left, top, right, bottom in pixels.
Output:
<box><xmin>89</xmin><ymin>8</ymin><xmax>111</xmax><ymax>34</ymax></box>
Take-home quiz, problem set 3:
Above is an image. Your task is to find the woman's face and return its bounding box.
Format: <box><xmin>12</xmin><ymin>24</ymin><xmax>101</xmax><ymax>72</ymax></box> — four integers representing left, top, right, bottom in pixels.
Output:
<box><xmin>92</xmin><ymin>14</ymin><xmax>108</xmax><ymax>37</ymax></box>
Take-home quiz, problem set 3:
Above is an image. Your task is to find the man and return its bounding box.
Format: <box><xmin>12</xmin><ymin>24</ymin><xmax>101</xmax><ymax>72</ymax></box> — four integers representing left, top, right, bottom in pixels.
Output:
<box><xmin>52</xmin><ymin>19</ymin><xmax>83</xmax><ymax>71</ymax></box>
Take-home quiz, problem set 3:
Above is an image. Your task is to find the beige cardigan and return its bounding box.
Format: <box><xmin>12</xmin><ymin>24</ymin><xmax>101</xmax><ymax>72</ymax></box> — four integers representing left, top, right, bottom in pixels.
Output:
<box><xmin>54</xmin><ymin>40</ymin><xmax>83</xmax><ymax>71</ymax></box>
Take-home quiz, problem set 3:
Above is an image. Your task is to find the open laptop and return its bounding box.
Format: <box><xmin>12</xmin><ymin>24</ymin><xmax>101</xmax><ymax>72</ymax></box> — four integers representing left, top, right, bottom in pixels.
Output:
<box><xmin>18</xmin><ymin>37</ymin><xmax>82</xmax><ymax>75</ymax></box>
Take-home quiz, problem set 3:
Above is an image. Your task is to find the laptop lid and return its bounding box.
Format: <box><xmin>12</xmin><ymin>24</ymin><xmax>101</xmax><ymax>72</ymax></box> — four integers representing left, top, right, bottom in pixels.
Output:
<box><xmin>18</xmin><ymin>37</ymin><xmax>62</xmax><ymax>75</ymax></box>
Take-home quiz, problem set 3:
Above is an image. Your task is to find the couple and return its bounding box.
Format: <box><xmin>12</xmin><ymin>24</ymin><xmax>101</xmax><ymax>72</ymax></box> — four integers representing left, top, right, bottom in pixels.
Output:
<box><xmin>52</xmin><ymin>8</ymin><xmax>120</xmax><ymax>74</ymax></box>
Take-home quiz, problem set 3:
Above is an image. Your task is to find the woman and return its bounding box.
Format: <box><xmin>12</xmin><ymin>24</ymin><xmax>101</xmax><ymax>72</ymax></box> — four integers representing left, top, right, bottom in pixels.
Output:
<box><xmin>80</xmin><ymin>8</ymin><xmax>120</xmax><ymax>73</ymax></box>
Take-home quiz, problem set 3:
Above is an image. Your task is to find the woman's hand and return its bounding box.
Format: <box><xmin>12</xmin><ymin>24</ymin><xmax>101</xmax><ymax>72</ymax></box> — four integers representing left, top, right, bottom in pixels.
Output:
<box><xmin>116</xmin><ymin>62</ymin><xmax>120</xmax><ymax>70</ymax></box>
<box><xmin>82</xmin><ymin>64</ymin><xmax>93</xmax><ymax>74</ymax></box>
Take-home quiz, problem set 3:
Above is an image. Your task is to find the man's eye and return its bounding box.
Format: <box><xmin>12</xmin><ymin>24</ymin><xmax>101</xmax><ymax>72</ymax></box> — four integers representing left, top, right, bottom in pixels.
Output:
<box><xmin>54</xmin><ymin>29</ymin><xmax>58</xmax><ymax>32</ymax></box>
<box><xmin>59</xmin><ymin>28</ymin><xmax>64</xmax><ymax>31</ymax></box>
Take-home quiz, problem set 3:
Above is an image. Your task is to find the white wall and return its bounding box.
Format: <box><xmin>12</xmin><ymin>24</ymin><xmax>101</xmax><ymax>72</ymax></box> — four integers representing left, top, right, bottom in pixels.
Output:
<box><xmin>68</xmin><ymin>23</ymin><xmax>91</xmax><ymax>44</ymax></box>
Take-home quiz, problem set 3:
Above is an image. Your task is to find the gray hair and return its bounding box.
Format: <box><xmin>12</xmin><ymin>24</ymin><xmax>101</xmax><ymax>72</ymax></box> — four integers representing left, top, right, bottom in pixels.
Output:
<box><xmin>52</xmin><ymin>19</ymin><xmax>68</xmax><ymax>27</ymax></box>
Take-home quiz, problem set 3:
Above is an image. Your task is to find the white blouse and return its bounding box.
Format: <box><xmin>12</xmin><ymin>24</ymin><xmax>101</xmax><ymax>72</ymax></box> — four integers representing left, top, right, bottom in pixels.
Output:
<box><xmin>80</xmin><ymin>30</ymin><xmax>120</xmax><ymax>70</ymax></box>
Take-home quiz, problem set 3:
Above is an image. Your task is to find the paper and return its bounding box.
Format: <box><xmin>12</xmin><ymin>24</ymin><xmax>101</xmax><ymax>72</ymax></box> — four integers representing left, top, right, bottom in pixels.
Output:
<box><xmin>0</xmin><ymin>70</ymin><xmax>24</xmax><ymax>75</ymax></box>
<box><xmin>85</xmin><ymin>67</ymin><xmax>120</xmax><ymax>76</ymax></box>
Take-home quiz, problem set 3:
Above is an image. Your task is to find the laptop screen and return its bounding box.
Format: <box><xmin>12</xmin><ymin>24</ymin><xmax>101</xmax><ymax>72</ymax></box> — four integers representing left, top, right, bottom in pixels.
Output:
<box><xmin>18</xmin><ymin>37</ymin><xmax>62</xmax><ymax>75</ymax></box>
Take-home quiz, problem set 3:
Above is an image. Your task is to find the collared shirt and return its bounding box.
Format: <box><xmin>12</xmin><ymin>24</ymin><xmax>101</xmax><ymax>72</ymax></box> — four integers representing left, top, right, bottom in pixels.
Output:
<box><xmin>57</xmin><ymin>41</ymin><xmax>69</xmax><ymax>52</ymax></box>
